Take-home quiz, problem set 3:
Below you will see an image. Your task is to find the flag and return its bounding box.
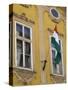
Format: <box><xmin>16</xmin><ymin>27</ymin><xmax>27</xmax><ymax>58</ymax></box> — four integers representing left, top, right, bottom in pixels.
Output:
<box><xmin>51</xmin><ymin>25</ymin><xmax>61</xmax><ymax>64</ymax></box>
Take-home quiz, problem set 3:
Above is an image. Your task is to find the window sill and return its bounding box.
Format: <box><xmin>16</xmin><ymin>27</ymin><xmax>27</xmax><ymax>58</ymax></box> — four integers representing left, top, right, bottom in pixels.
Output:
<box><xmin>50</xmin><ymin>73</ymin><xmax>64</xmax><ymax>78</ymax></box>
<box><xmin>50</xmin><ymin>73</ymin><xmax>66</xmax><ymax>83</ymax></box>
<box><xmin>14</xmin><ymin>67</ymin><xmax>36</xmax><ymax>73</ymax></box>
<box><xmin>9</xmin><ymin>67</ymin><xmax>36</xmax><ymax>74</ymax></box>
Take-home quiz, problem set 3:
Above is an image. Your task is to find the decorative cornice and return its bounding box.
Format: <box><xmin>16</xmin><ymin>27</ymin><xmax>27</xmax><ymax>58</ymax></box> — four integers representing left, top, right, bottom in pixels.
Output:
<box><xmin>44</xmin><ymin>6</ymin><xmax>66</xmax><ymax>23</ymax></box>
<box><xmin>9</xmin><ymin>12</ymin><xmax>35</xmax><ymax>25</ymax></box>
<box><xmin>20</xmin><ymin>4</ymin><xmax>32</xmax><ymax>8</ymax></box>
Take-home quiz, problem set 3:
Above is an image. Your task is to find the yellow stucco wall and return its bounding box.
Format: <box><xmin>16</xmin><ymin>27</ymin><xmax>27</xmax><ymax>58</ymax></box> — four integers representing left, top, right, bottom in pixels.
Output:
<box><xmin>43</xmin><ymin>10</ymin><xmax>66</xmax><ymax>84</ymax></box>
<box><xmin>9</xmin><ymin>4</ymin><xmax>66</xmax><ymax>86</ymax></box>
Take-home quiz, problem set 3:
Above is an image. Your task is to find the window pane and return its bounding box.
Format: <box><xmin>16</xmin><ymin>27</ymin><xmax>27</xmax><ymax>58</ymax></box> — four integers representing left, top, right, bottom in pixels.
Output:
<box><xmin>17</xmin><ymin>39</ymin><xmax>23</xmax><ymax>67</ymax></box>
<box><xmin>51</xmin><ymin>9</ymin><xmax>59</xmax><ymax>18</ymax></box>
<box><xmin>59</xmin><ymin>61</ymin><xmax>63</xmax><ymax>75</ymax></box>
<box><xmin>16</xmin><ymin>23</ymin><xmax>23</xmax><ymax>36</ymax></box>
<box><xmin>25</xmin><ymin>55</ymin><xmax>31</xmax><ymax>68</ymax></box>
<box><xmin>24</xmin><ymin>26</ymin><xmax>30</xmax><ymax>39</ymax></box>
<box><xmin>25</xmin><ymin>42</ymin><xmax>31</xmax><ymax>55</ymax></box>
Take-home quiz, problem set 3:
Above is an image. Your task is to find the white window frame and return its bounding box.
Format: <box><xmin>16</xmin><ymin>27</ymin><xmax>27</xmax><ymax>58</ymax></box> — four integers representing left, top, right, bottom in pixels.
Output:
<box><xmin>50</xmin><ymin>36</ymin><xmax>64</xmax><ymax>76</ymax></box>
<box><xmin>15</xmin><ymin>21</ymin><xmax>33</xmax><ymax>71</ymax></box>
<box><xmin>9</xmin><ymin>21</ymin><xmax>12</xmax><ymax>67</ymax></box>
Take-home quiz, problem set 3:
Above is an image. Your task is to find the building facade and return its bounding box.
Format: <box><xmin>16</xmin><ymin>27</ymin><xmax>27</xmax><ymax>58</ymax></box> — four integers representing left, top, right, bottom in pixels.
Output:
<box><xmin>9</xmin><ymin>4</ymin><xmax>66</xmax><ymax>86</ymax></box>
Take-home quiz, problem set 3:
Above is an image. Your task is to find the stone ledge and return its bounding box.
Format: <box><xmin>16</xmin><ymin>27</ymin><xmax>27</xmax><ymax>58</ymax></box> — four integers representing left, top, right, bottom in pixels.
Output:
<box><xmin>9</xmin><ymin>67</ymin><xmax>36</xmax><ymax>82</ymax></box>
<box><xmin>50</xmin><ymin>73</ymin><xmax>66</xmax><ymax>83</ymax></box>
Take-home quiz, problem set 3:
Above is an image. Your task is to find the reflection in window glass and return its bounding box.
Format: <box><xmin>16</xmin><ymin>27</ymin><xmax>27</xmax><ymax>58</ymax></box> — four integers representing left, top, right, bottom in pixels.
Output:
<box><xmin>25</xmin><ymin>42</ymin><xmax>31</xmax><ymax>55</ymax></box>
<box><xmin>25</xmin><ymin>55</ymin><xmax>31</xmax><ymax>68</ymax></box>
<box><xmin>16</xmin><ymin>23</ymin><xmax>23</xmax><ymax>36</ymax></box>
<box><xmin>51</xmin><ymin>9</ymin><xmax>59</xmax><ymax>18</ymax></box>
<box><xmin>17</xmin><ymin>39</ymin><xmax>23</xmax><ymax>67</ymax></box>
<box><xmin>24</xmin><ymin>26</ymin><xmax>30</xmax><ymax>39</ymax></box>
<box><xmin>25</xmin><ymin>42</ymin><xmax>31</xmax><ymax>68</ymax></box>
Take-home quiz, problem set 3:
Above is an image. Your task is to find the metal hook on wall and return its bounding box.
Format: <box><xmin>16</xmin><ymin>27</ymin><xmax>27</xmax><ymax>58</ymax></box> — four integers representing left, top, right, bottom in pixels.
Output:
<box><xmin>41</xmin><ymin>60</ymin><xmax>47</xmax><ymax>71</ymax></box>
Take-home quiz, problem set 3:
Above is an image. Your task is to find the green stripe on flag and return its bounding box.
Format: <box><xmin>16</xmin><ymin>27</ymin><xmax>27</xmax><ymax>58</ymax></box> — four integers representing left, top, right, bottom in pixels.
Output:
<box><xmin>51</xmin><ymin>37</ymin><xmax>60</xmax><ymax>52</ymax></box>
<box><xmin>51</xmin><ymin>37</ymin><xmax>61</xmax><ymax>64</ymax></box>
<box><xmin>55</xmin><ymin>51</ymin><xmax>61</xmax><ymax>64</ymax></box>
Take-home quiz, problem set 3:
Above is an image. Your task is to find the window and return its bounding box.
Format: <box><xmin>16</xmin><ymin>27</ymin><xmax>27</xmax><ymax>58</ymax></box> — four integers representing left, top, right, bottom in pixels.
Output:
<box><xmin>50</xmin><ymin>36</ymin><xmax>64</xmax><ymax>76</ymax></box>
<box><xmin>49</xmin><ymin>8</ymin><xmax>60</xmax><ymax>22</ymax></box>
<box><xmin>16</xmin><ymin>22</ymin><xmax>33</xmax><ymax>70</ymax></box>
<box><xmin>50</xmin><ymin>8</ymin><xmax>59</xmax><ymax>18</ymax></box>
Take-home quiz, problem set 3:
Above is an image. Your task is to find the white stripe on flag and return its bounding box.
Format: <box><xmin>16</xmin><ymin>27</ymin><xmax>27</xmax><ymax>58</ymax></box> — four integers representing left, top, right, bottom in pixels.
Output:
<box><xmin>53</xmin><ymin>31</ymin><xmax>59</xmax><ymax>44</ymax></box>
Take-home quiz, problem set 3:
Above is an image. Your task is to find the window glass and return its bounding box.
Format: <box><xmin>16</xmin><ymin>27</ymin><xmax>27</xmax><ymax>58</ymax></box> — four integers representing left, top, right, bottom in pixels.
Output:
<box><xmin>25</xmin><ymin>42</ymin><xmax>31</xmax><ymax>55</ymax></box>
<box><xmin>24</xmin><ymin>26</ymin><xmax>30</xmax><ymax>39</ymax></box>
<box><xmin>25</xmin><ymin>55</ymin><xmax>31</xmax><ymax>68</ymax></box>
<box><xmin>51</xmin><ymin>9</ymin><xmax>59</xmax><ymax>18</ymax></box>
<box><xmin>16</xmin><ymin>23</ymin><xmax>23</xmax><ymax>36</ymax></box>
<box><xmin>17</xmin><ymin>39</ymin><xmax>23</xmax><ymax>67</ymax></box>
<box><xmin>25</xmin><ymin>42</ymin><xmax>31</xmax><ymax>68</ymax></box>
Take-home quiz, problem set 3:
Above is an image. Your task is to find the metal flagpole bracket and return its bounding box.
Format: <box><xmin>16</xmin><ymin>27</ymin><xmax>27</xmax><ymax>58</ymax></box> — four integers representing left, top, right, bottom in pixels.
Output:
<box><xmin>41</xmin><ymin>60</ymin><xmax>47</xmax><ymax>71</ymax></box>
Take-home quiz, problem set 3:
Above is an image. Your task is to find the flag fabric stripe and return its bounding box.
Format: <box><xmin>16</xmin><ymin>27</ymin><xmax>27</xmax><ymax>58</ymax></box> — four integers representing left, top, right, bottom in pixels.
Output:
<box><xmin>51</xmin><ymin>37</ymin><xmax>60</xmax><ymax>52</ymax></box>
<box><xmin>55</xmin><ymin>51</ymin><xmax>61</xmax><ymax>64</ymax></box>
<box><xmin>51</xmin><ymin>36</ymin><xmax>61</xmax><ymax>64</ymax></box>
<box><xmin>51</xmin><ymin>26</ymin><xmax>61</xmax><ymax>64</ymax></box>
<box><xmin>53</xmin><ymin>31</ymin><xmax>59</xmax><ymax>44</ymax></box>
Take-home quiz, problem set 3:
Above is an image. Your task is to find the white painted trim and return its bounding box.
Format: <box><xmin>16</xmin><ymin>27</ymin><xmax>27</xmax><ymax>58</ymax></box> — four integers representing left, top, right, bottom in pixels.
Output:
<box><xmin>49</xmin><ymin>36</ymin><xmax>53</xmax><ymax>74</ymax></box>
<box><xmin>29</xmin><ymin>27</ymin><xmax>33</xmax><ymax>70</ymax></box>
<box><xmin>9</xmin><ymin>21</ymin><xmax>12</xmax><ymax>67</ymax></box>
<box><xmin>15</xmin><ymin>21</ymin><xmax>33</xmax><ymax>71</ymax></box>
<box><xmin>23</xmin><ymin>41</ymin><xmax>25</xmax><ymax>67</ymax></box>
<box><xmin>49</xmin><ymin>35</ymin><xmax>64</xmax><ymax>76</ymax></box>
<box><xmin>15</xmin><ymin>21</ymin><xmax>17</xmax><ymax>67</ymax></box>
<box><xmin>60</xmin><ymin>40</ymin><xmax>64</xmax><ymax>76</ymax></box>
<box><xmin>15</xmin><ymin>66</ymin><xmax>33</xmax><ymax>71</ymax></box>
<box><xmin>31</xmin><ymin>41</ymin><xmax>33</xmax><ymax>71</ymax></box>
